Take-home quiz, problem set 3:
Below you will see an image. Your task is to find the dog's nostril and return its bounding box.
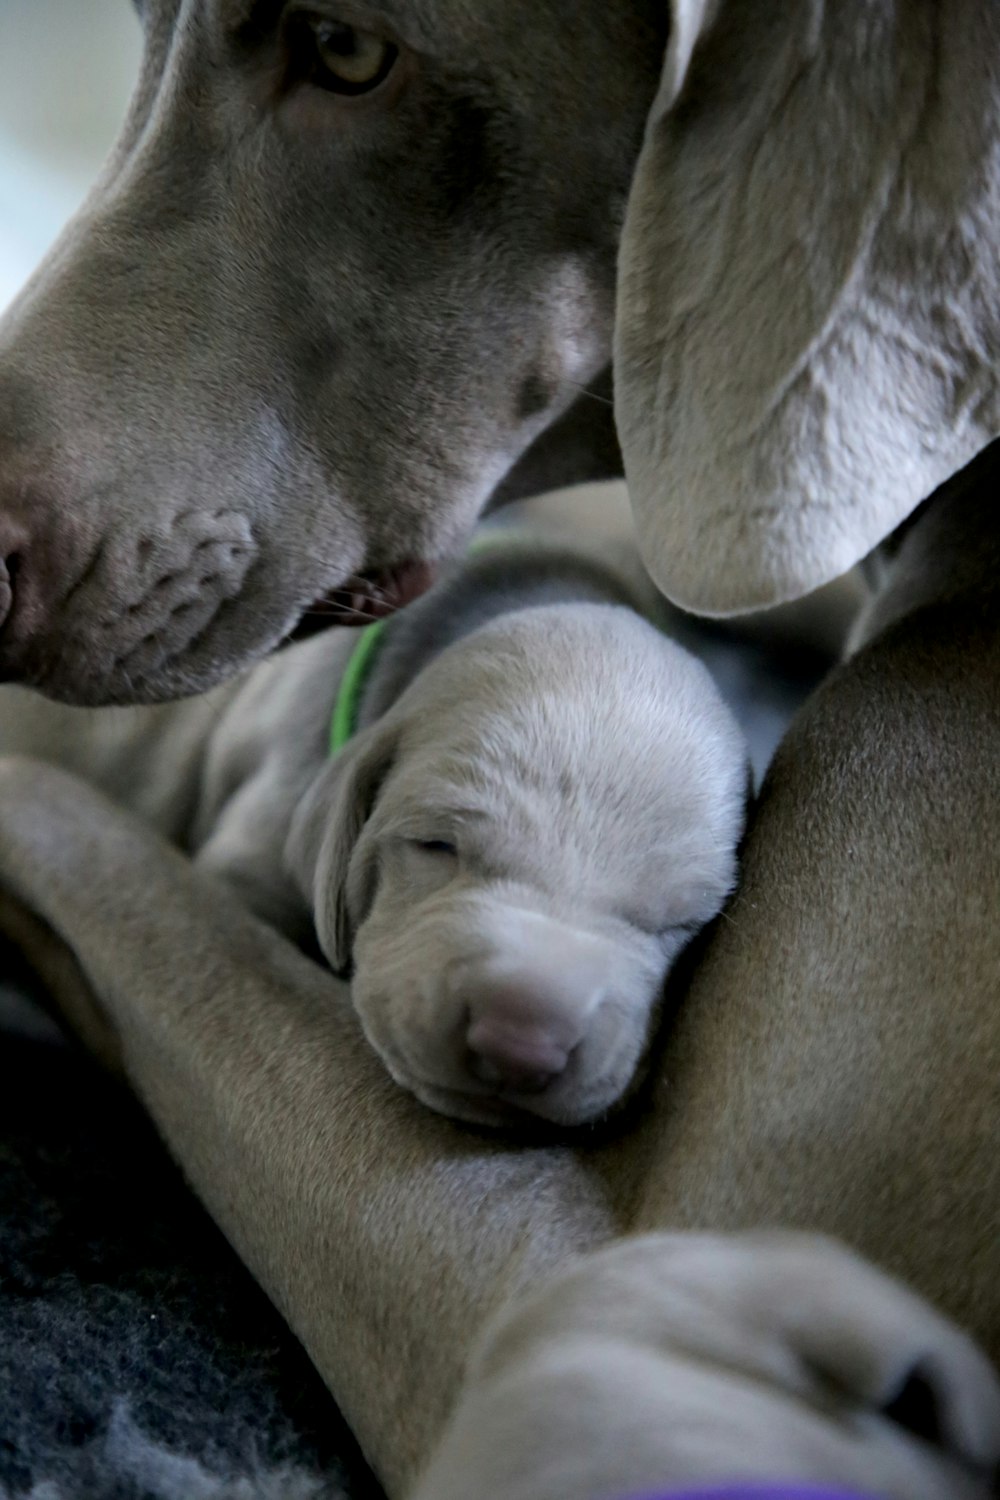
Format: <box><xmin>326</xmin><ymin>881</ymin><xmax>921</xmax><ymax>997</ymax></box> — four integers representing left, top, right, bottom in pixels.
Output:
<box><xmin>465</xmin><ymin>1017</ymin><xmax>570</xmax><ymax>1095</ymax></box>
<box><xmin>0</xmin><ymin>552</ymin><xmax>19</xmax><ymax>632</ymax></box>
<box><xmin>468</xmin><ymin>1052</ymin><xmax>561</xmax><ymax>1094</ymax></box>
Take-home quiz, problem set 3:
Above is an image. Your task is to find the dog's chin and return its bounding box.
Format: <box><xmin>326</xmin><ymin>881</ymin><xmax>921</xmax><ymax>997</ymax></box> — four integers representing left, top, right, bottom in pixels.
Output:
<box><xmin>0</xmin><ymin>558</ymin><xmax>441</xmax><ymax>707</ymax></box>
<box><xmin>402</xmin><ymin>1076</ymin><xmax>629</xmax><ymax>1137</ymax></box>
<box><xmin>389</xmin><ymin>1034</ymin><xmax>661</xmax><ymax>1136</ymax></box>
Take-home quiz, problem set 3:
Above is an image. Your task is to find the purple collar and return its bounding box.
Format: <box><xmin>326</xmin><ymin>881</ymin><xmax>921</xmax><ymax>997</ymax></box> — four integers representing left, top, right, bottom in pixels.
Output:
<box><xmin>624</xmin><ymin>1488</ymin><xmax>879</xmax><ymax>1500</ymax></box>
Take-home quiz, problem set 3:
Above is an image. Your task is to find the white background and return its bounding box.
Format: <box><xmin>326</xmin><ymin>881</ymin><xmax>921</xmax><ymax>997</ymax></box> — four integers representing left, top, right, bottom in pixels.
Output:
<box><xmin>0</xmin><ymin>1</ymin><xmax>142</xmax><ymax>309</ymax></box>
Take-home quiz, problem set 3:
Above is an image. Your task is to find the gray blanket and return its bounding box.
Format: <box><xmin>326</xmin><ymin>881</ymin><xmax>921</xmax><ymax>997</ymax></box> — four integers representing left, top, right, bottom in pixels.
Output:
<box><xmin>0</xmin><ymin>972</ymin><xmax>381</xmax><ymax>1500</ymax></box>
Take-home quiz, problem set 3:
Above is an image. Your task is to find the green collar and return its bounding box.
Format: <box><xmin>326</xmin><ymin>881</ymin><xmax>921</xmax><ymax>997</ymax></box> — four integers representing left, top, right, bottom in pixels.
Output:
<box><xmin>328</xmin><ymin>616</ymin><xmax>390</xmax><ymax>756</ymax></box>
<box><xmin>327</xmin><ymin>530</ymin><xmax>529</xmax><ymax>757</ymax></box>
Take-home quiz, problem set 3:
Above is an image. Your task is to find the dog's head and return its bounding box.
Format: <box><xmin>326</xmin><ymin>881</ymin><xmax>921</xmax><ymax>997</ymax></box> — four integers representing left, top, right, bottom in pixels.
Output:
<box><xmin>3</xmin><ymin>0</ymin><xmax>997</xmax><ymax>703</ymax></box>
<box><xmin>286</xmin><ymin>604</ymin><xmax>747</xmax><ymax>1126</ymax></box>
<box><xmin>0</xmin><ymin>0</ymin><xmax>664</xmax><ymax>702</ymax></box>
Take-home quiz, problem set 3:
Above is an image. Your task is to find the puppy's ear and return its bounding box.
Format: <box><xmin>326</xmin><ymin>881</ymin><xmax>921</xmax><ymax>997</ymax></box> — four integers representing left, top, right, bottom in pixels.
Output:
<box><xmin>615</xmin><ymin>1</ymin><xmax>1000</xmax><ymax>615</ymax></box>
<box><xmin>284</xmin><ymin>721</ymin><xmax>399</xmax><ymax>974</ymax></box>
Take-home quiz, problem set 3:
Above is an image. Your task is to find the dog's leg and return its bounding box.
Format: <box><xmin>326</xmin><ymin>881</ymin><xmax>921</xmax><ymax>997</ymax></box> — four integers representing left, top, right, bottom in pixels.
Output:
<box><xmin>413</xmin><ymin>1232</ymin><xmax>1000</xmax><ymax>1500</ymax></box>
<box><xmin>0</xmin><ymin>769</ymin><xmax>625</xmax><ymax>1492</ymax></box>
<box><xmin>0</xmin><ymin>459</ymin><xmax>995</xmax><ymax>1496</ymax></box>
<box><xmin>0</xmin><ymin>887</ymin><xmax>123</xmax><ymax>1073</ymax></box>
<box><xmin>406</xmin><ymin>455</ymin><xmax>1000</xmax><ymax>1499</ymax></box>
<box><xmin>621</xmin><ymin>453</ymin><xmax>1000</xmax><ymax>1353</ymax></box>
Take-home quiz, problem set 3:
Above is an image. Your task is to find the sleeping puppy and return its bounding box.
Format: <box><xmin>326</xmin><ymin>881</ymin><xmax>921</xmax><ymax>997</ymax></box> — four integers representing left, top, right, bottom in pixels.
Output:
<box><xmin>0</xmin><ymin>509</ymin><xmax>747</xmax><ymax>1128</ymax></box>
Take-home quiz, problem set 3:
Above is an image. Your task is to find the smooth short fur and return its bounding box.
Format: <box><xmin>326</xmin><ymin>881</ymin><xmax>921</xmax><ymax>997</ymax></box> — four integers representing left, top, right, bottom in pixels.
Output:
<box><xmin>0</xmin><ymin>462</ymin><xmax>997</xmax><ymax>1500</ymax></box>
<box><xmin>0</xmin><ymin>510</ymin><xmax>747</xmax><ymax>1127</ymax></box>
<box><xmin>3</xmin><ymin>2</ymin><xmax>997</xmax><ymax>698</ymax></box>
<box><xmin>0</xmin><ymin>1</ymin><xmax>998</xmax><ymax>1496</ymax></box>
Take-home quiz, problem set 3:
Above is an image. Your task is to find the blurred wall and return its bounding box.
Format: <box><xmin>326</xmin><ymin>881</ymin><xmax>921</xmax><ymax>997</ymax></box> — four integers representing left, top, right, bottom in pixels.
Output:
<box><xmin>0</xmin><ymin>0</ymin><xmax>142</xmax><ymax>307</ymax></box>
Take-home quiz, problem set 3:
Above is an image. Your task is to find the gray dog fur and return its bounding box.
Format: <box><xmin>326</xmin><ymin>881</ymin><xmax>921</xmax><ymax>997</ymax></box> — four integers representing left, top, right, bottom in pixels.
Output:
<box><xmin>0</xmin><ymin>1</ymin><xmax>998</xmax><ymax>1497</ymax></box>
<box><xmin>0</xmin><ymin>499</ymin><xmax>748</xmax><ymax>1128</ymax></box>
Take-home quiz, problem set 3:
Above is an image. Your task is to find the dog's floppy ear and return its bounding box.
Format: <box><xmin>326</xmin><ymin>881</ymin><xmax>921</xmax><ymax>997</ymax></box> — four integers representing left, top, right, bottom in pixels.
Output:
<box><xmin>285</xmin><ymin>720</ymin><xmax>399</xmax><ymax>974</ymax></box>
<box><xmin>615</xmin><ymin>1</ymin><xmax>1000</xmax><ymax>614</ymax></box>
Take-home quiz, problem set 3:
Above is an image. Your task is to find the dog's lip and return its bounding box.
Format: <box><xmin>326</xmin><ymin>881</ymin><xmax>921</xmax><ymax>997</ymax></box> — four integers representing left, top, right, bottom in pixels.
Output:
<box><xmin>290</xmin><ymin>559</ymin><xmax>438</xmax><ymax>638</ymax></box>
<box><xmin>410</xmin><ymin>1075</ymin><xmax>590</xmax><ymax>1134</ymax></box>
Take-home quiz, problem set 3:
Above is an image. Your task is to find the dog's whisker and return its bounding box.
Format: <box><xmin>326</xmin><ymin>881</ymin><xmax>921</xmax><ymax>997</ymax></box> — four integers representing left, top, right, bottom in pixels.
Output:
<box><xmin>303</xmin><ymin>597</ymin><xmax>386</xmax><ymax>617</ymax></box>
<box><xmin>301</xmin><ymin>605</ymin><xmax>387</xmax><ymax>625</ymax></box>
<box><xmin>564</xmin><ymin>379</ymin><xmax>615</xmax><ymax>410</ymax></box>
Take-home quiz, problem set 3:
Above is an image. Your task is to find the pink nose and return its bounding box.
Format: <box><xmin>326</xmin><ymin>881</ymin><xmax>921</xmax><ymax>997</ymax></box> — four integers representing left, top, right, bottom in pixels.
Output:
<box><xmin>466</xmin><ymin>1014</ymin><xmax>572</xmax><ymax>1094</ymax></box>
<box><xmin>462</xmin><ymin>965</ymin><xmax>594</xmax><ymax>1095</ymax></box>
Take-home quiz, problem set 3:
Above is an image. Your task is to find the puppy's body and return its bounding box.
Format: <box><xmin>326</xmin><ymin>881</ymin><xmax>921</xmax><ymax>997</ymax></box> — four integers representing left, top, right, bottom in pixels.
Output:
<box><xmin>0</xmin><ymin>465</ymin><xmax>997</xmax><ymax>1499</ymax></box>
<box><xmin>0</xmin><ymin>499</ymin><xmax>749</xmax><ymax>1126</ymax></box>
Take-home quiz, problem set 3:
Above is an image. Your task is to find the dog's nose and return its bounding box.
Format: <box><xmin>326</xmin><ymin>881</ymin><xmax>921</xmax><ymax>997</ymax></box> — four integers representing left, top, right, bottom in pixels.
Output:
<box><xmin>0</xmin><ymin>552</ymin><xmax>16</xmax><ymax>633</ymax></box>
<box><xmin>464</xmin><ymin>974</ymin><xmax>591</xmax><ymax>1095</ymax></box>
<box><xmin>0</xmin><ymin>505</ymin><xmax>84</xmax><ymax>667</ymax></box>
<box><xmin>466</xmin><ymin>1015</ymin><xmax>571</xmax><ymax>1094</ymax></box>
<box><xmin>0</xmin><ymin>519</ymin><xmax>30</xmax><ymax>637</ymax></box>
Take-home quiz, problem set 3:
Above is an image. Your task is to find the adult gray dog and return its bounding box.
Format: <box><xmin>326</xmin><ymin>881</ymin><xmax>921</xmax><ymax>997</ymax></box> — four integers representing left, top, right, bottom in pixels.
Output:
<box><xmin>0</xmin><ymin>1</ymin><xmax>998</xmax><ymax>1497</ymax></box>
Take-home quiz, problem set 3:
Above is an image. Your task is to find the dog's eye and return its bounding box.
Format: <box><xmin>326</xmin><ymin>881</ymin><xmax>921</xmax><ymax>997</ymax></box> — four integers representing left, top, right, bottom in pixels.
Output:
<box><xmin>408</xmin><ymin>838</ymin><xmax>457</xmax><ymax>857</ymax></box>
<box><xmin>292</xmin><ymin>14</ymin><xmax>399</xmax><ymax>95</ymax></box>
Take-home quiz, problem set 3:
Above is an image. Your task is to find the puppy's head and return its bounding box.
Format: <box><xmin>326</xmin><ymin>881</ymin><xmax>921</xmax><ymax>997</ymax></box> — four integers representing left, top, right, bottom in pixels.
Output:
<box><xmin>287</xmin><ymin>605</ymin><xmax>747</xmax><ymax>1127</ymax></box>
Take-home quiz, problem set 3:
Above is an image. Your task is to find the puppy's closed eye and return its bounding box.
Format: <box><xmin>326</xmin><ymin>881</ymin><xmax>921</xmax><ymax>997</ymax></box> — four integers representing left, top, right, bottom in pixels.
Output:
<box><xmin>407</xmin><ymin>838</ymin><xmax>458</xmax><ymax>857</ymax></box>
<box><xmin>390</xmin><ymin>838</ymin><xmax>460</xmax><ymax>897</ymax></box>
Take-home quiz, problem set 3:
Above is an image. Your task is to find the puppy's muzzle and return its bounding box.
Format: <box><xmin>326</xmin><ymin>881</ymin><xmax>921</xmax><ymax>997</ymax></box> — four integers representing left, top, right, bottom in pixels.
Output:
<box><xmin>355</xmin><ymin>897</ymin><xmax>664</xmax><ymax>1126</ymax></box>
<box><xmin>464</xmin><ymin>971</ymin><xmax>598</xmax><ymax>1094</ymax></box>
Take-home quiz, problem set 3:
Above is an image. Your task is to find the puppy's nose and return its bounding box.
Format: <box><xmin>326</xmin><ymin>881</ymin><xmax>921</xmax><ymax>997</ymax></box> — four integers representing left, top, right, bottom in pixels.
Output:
<box><xmin>464</xmin><ymin>973</ymin><xmax>592</xmax><ymax>1095</ymax></box>
<box><xmin>466</xmin><ymin>1015</ymin><xmax>571</xmax><ymax>1094</ymax></box>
